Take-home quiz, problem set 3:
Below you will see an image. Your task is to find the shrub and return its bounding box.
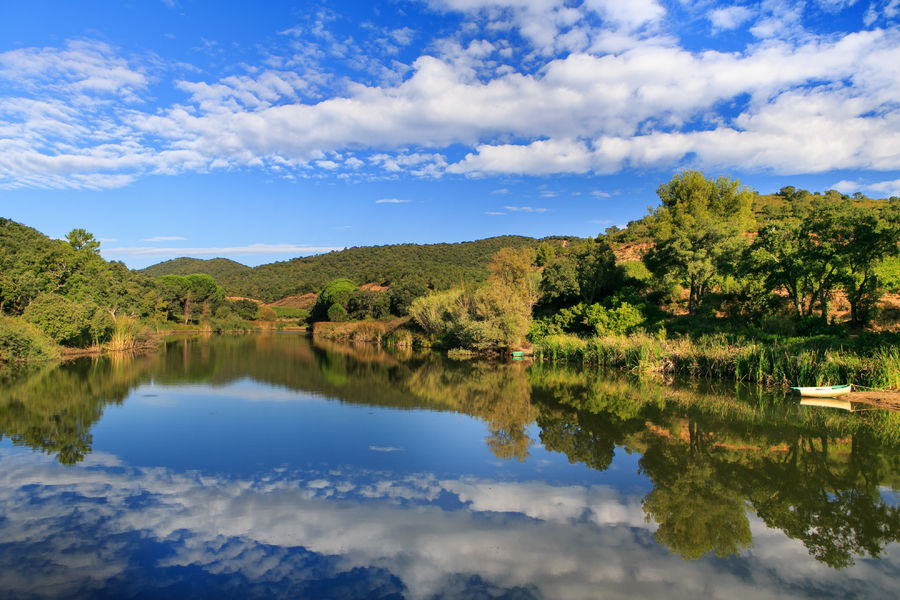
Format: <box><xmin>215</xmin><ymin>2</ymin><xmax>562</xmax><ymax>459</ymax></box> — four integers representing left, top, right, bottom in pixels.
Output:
<box><xmin>230</xmin><ymin>299</ymin><xmax>259</xmax><ymax>320</ymax></box>
<box><xmin>257</xmin><ymin>306</ymin><xmax>278</xmax><ymax>321</ymax></box>
<box><xmin>583</xmin><ymin>301</ymin><xmax>646</xmax><ymax>336</ymax></box>
<box><xmin>23</xmin><ymin>293</ymin><xmax>93</xmax><ymax>346</ymax></box>
<box><xmin>0</xmin><ymin>315</ymin><xmax>60</xmax><ymax>361</ymax></box>
<box><xmin>326</xmin><ymin>303</ymin><xmax>348</xmax><ymax>322</ymax></box>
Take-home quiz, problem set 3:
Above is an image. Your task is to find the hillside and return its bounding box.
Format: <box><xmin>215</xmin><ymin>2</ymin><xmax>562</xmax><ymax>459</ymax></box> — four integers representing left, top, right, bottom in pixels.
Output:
<box><xmin>140</xmin><ymin>257</ymin><xmax>251</xmax><ymax>281</ymax></box>
<box><xmin>141</xmin><ymin>235</ymin><xmax>550</xmax><ymax>302</ymax></box>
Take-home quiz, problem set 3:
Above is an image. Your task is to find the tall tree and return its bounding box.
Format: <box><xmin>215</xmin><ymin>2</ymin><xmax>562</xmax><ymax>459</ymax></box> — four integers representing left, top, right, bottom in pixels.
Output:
<box><xmin>644</xmin><ymin>171</ymin><xmax>754</xmax><ymax>315</ymax></box>
<box><xmin>841</xmin><ymin>200</ymin><xmax>900</xmax><ymax>325</ymax></box>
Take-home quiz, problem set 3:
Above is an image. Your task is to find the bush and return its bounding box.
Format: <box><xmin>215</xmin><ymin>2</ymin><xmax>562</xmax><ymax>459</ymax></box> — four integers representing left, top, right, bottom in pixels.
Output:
<box><xmin>311</xmin><ymin>278</ymin><xmax>356</xmax><ymax>322</ymax></box>
<box><xmin>583</xmin><ymin>301</ymin><xmax>646</xmax><ymax>336</ymax></box>
<box><xmin>257</xmin><ymin>306</ymin><xmax>278</xmax><ymax>321</ymax></box>
<box><xmin>23</xmin><ymin>293</ymin><xmax>101</xmax><ymax>346</ymax></box>
<box><xmin>229</xmin><ymin>299</ymin><xmax>259</xmax><ymax>320</ymax></box>
<box><xmin>0</xmin><ymin>315</ymin><xmax>60</xmax><ymax>361</ymax></box>
<box><xmin>326</xmin><ymin>303</ymin><xmax>348</xmax><ymax>322</ymax></box>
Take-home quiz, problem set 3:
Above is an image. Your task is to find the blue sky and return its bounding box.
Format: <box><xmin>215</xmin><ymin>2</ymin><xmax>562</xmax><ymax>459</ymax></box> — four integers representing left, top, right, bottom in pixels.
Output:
<box><xmin>1</xmin><ymin>0</ymin><xmax>899</xmax><ymax>268</ymax></box>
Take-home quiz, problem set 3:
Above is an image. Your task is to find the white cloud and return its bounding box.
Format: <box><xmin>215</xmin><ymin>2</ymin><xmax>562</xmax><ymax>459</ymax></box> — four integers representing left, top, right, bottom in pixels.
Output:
<box><xmin>375</xmin><ymin>198</ymin><xmax>411</xmax><ymax>203</ymax></box>
<box><xmin>2</xmin><ymin>5</ymin><xmax>900</xmax><ymax>187</ymax></box>
<box><xmin>101</xmin><ymin>243</ymin><xmax>344</xmax><ymax>260</ymax></box>
<box><xmin>141</xmin><ymin>235</ymin><xmax>187</xmax><ymax>242</ymax></box>
<box><xmin>504</xmin><ymin>205</ymin><xmax>548</xmax><ymax>212</ymax></box>
<box><xmin>709</xmin><ymin>6</ymin><xmax>755</xmax><ymax>32</ymax></box>
<box><xmin>850</xmin><ymin>177</ymin><xmax>900</xmax><ymax>197</ymax></box>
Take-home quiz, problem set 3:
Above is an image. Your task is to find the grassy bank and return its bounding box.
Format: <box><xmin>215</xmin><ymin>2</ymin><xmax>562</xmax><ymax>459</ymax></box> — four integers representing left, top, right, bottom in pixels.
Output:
<box><xmin>534</xmin><ymin>332</ymin><xmax>900</xmax><ymax>389</ymax></box>
<box><xmin>311</xmin><ymin>317</ymin><xmax>416</xmax><ymax>347</ymax></box>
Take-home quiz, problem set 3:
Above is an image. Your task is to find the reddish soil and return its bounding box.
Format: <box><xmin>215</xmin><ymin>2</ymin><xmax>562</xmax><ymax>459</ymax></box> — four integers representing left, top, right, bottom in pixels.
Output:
<box><xmin>268</xmin><ymin>293</ymin><xmax>317</xmax><ymax>309</ymax></box>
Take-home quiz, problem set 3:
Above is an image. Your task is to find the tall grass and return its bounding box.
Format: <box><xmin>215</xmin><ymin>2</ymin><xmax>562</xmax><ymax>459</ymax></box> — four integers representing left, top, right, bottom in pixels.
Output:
<box><xmin>535</xmin><ymin>332</ymin><xmax>900</xmax><ymax>388</ymax></box>
<box><xmin>105</xmin><ymin>316</ymin><xmax>155</xmax><ymax>352</ymax></box>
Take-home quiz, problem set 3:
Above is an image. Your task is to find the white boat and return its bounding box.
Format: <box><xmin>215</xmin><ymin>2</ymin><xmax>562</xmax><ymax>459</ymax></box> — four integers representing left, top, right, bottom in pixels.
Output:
<box><xmin>790</xmin><ymin>384</ymin><xmax>852</xmax><ymax>398</ymax></box>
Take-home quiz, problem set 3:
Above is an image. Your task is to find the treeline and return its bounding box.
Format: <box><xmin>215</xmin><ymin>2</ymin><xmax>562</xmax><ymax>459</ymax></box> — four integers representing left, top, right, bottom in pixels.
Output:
<box><xmin>141</xmin><ymin>235</ymin><xmax>550</xmax><ymax>301</ymax></box>
<box><xmin>401</xmin><ymin>171</ymin><xmax>900</xmax><ymax>355</ymax></box>
<box><xmin>1</xmin><ymin>220</ymin><xmax>282</xmax><ymax>361</ymax></box>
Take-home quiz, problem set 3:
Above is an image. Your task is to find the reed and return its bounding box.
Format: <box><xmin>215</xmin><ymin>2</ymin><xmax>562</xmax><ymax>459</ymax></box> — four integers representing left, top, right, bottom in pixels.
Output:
<box><xmin>535</xmin><ymin>332</ymin><xmax>900</xmax><ymax>388</ymax></box>
<box><xmin>106</xmin><ymin>316</ymin><xmax>138</xmax><ymax>351</ymax></box>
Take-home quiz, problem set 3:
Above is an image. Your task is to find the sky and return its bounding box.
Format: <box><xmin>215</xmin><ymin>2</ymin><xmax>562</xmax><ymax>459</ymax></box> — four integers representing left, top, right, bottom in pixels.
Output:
<box><xmin>1</xmin><ymin>0</ymin><xmax>899</xmax><ymax>268</ymax></box>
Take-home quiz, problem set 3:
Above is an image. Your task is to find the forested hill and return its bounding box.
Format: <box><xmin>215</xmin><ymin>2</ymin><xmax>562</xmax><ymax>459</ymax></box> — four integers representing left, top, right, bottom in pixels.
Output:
<box><xmin>140</xmin><ymin>257</ymin><xmax>251</xmax><ymax>281</ymax></box>
<box><xmin>141</xmin><ymin>235</ymin><xmax>551</xmax><ymax>302</ymax></box>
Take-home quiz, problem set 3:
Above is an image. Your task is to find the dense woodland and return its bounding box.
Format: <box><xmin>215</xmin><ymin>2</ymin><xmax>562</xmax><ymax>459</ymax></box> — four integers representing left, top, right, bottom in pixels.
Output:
<box><xmin>141</xmin><ymin>235</ymin><xmax>548</xmax><ymax>301</ymax></box>
<box><xmin>2</xmin><ymin>170</ymin><xmax>900</xmax><ymax>367</ymax></box>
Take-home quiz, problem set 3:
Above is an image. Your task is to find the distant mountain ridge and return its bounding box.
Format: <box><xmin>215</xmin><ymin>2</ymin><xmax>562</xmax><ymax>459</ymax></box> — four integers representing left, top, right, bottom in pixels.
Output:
<box><xmin>140</xmin><ymin>235</ymin><xmax>555</xmax><ymax>302</ymax></box>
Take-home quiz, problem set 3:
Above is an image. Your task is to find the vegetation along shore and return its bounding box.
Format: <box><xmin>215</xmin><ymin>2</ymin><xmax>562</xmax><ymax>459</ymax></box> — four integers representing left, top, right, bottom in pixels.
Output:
<box><xmin>3</xmin><ymin>171</ymin><xmax>900</xmax><ymax>395</ymax></box>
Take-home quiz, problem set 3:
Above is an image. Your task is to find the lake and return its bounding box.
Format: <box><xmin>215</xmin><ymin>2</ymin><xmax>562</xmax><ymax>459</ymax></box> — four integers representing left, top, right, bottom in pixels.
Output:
<box><xmin>1</xmin><ymin>333</ymin><xmax>898</xmax><ymax>599</ymax></box>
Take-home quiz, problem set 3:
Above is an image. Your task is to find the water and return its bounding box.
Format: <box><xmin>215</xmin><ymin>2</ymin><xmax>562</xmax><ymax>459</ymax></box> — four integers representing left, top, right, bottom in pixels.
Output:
<box><xmin>1</xmin><ymin>333</ymin><xmax>898</xmax><ymax>599</ymax></box>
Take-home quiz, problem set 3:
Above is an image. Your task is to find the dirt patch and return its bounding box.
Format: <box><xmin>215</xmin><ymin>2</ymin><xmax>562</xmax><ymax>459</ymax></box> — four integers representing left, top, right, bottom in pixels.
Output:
<box><xmin>359</xmin><ymin>282</ymin><xmax>390</xmax><ymax>292</ymax></box>
<box><xmin>226</xmin><ymin>296</ymin><xmax>262</xmax><ymax>304</ymax></box>
<box><xmin>268</xmin><ymin>293</ymin><xmax>317</xmax><ymax>309</ymax></box>
<box><xmin>614</xmin><ymin>242</ymin><xmax>651</xmax><ymax>262</ymax></box>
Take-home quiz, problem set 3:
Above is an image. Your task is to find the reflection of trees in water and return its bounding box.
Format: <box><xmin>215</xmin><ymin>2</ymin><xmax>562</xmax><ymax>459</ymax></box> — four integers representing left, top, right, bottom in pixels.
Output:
<box><xmin>2</xmin><ymin>334</ymin><xmax>898</xmax><ymax>569</ymax></box>
<box><xmin>745</xmin><ymin>433</ymin><xmax>900</xmax><ymax>568</ymax></box>
<box><xmin>528</xmin><ymin>367</ymin><xmax>900</xmax><ymax>567</ymax></box>
<box><xmin>405</xmin><ymin>360</ymin><xmax>537</xmax><ymax>461</ymax></box>
<box><xmin>638</xmin><ymin>420</ymin><xmax>753</xmax><ymax>560</ymax></box>
<box><xmin>0</xmin><ymin>355</ymin><xmax>154</xmax><ymax>464</ymax></box>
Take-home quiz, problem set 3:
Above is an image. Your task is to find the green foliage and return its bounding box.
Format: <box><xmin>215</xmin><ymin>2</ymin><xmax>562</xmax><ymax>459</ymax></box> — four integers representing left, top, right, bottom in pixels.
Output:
<box><xmin>0</xmin><ymin>315</ymin><xmax>60</xmax><ymax>361</ymax></box>
<box><xmin>388</xmin><ymin>277</ymin><xmax>430</xmax><ymax>316</ymax></box>
<box><xmin>257</xmin><ymin>305</ymin><xmax>277</xmax><ymax>321</ymax></box>
<box><xmin>408</xmin><ymin>289</ymin><xmax>462</xmax><ymax>339</ymax></box>
<box><xmin>22</xmin><ymin>293</ymin><xmax>111</xmax><ymax>347</ymax></box>
<box><xmin>140</xmin><ymin>236</ymin><xmax>544</xmax><ymax>302</ymax></box>
<box><xmin>746</xmin><ymin>196</ymin><xmax>900</xmax><ymax>324</ymax></box>
<box><xmin>409</xmin><ymin>248</ymin><xmax>538</xmax><ymax>350</ymax></box>
<box><xmin>326</xmin><ymin>303</ymin><xmax>348</xmax><ymax>322</ymax></box>
<box><xmin>65</xmin><ymin>228</ymin><xmax>101</xmax><ymax>254</ymax></box>
<box><xmin>347</xmin><ymin>289</ymin><xmax>391</xmax><ymax>320</ymax></box>
<box><xmin>645</xmin><ymin>171</ymin><xmax>754</xmax><ymax>315</ymax></box>
<box><xmin>583</xmin><ymin>302</ymin><xmax>646</xmax><ymax>336</ymax></box>
<box><xmin>538</xmin><ymin>255</ymin><xmax>580</xmax><ymax>309</ymax></box>
<box><xmin>1</xmin><ymin>219</ymin><xmax>153</xmax><ymax>319</ymax></box>
<box><xmin>575</xmin><ymin>238</ymin><xmax>620</xmax><ymax>305</ymax></box>
<box><xmin>229</xmin><ymin>299</ymin><xmax>259</xmax><ymax>320</ymax></box>
<box><xmin>311</xmin><ymin>278</ymin><xmax>356</xmax><ymax>322</ymax></box>
<box><xmin>271</xmin><ymin>306</ymin><xmax>306</xmax><ymax>319</ymax></box>
<box><xmin>153</xmin><ymin>273</ymin><xmax>224</xmax><ymax>324</ymax></box>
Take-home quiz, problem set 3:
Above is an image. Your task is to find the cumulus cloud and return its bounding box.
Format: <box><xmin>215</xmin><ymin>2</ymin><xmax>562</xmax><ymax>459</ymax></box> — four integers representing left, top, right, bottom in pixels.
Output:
<box><xmin>709</xmin><ymin>6</ymin><xmax>756</xmax><ymax>32</ymax></box>
<box><xmin>1</xmin><ymin>3</ymin><xmax>899</xmax><ymax>187</ymax></box>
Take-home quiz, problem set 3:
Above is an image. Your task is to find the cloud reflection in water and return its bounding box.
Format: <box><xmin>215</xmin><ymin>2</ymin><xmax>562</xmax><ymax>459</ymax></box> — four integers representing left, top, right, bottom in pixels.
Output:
<box><xmin>0</xmin><ymin>448</ymin><xmax>896</xmax><ymax>599</ymax></box>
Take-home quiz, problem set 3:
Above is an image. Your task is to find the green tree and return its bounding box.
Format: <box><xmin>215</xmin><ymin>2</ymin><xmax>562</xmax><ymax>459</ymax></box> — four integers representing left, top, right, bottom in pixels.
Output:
<box><xmin>538</xmin><ymin>255</ymin><xmax>580</xmax><ymax>309</ymax></box>
<box><xmin>388</xmin><ymin>276</ymin><xmax>429</xmax><ymax>316</ymax></box>
<box><xmin>645</xmin><ymin>171</ymin><xmax>754</xmax><ymax>315</ymax></box>
<box><xmin>841</xmin><ymin>200</ymin><xmax>900</xmax><ymax>324</ymax></box>
<box><xmin>22</xmin><ymin>293</ymin><xmax>104</xmax><ymax>347</ymax></box>
<box><xmin>575</xmin><ymin>238</ymin><xmax>620</xmax><ymax>305</ymax></box>
<box><xmin>230</xmin><ymin>299</ymin><xmax>260</xmax><ymax>320</ymax></box>
<box><xmin>65</xmin><ymin>228</ymin><xmax>101</xmax><ymax>254</ymax></box>
<box><xmin>310</xmin><ymin>278</ymin><xmax>356</xmax><ymax>322</ymax></box>
<box><xmin>745</xmin><ymin>197</ymin><xmax>884</xmax><ymax>320</ymax></box>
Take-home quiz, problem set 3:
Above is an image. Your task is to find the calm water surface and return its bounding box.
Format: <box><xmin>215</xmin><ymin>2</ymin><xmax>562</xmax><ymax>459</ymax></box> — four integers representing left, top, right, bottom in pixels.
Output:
<box><xmin>1</xmin><ymin>334</ymin><xmax>898</xmax><ymax>599</ymax></box>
